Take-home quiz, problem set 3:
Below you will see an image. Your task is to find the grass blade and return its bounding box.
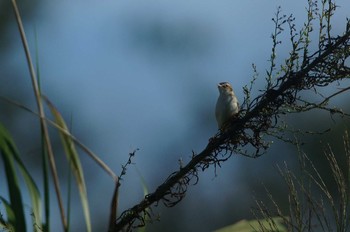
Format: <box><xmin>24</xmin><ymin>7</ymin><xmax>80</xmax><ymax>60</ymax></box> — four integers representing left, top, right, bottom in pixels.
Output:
<box><xmin>11</xmin><ymin>0</ymin><xmax>67</xmax><ymax>229</ymax></box>
<box><xmin>0</xmin><ymin>124</ymin><xmax>26</xmax><ymax>231</ymax></box>
<box><xmin>34</xmin><ymin>28</ymin><xmax>50</xmax><ymax>231</ymax></box>
<box><xmin>41</xmin><ymin>134</ymin><xmax>50</xmax><ymax>231</ymax></box>
<box><xmin>108</xmin><ymin>182</ymin><xmax>120</xmax><ymax>232</ymax></box>
<box><xmin>0</xmin><ymin>197</ymin><xmax>15</xmax><ymax>231</ymax></box>
<box><xmin>44</xmin><ymin>98</ymin><xmax>91</xmax><ymax>232</ymax></box>
<box><xmin>0</xmin><ymin>96</ymin><xmax>118</xmax><ymax>182</ymax></box>
<box><xmin>0</xmin><ymin>123</ymin><xmax>42</xmax><ymax>231</ymax></box>
<box><xmin>0</xmin><ymin>125</ymin><xmax>26</xmax><ymax>231</ymax></box>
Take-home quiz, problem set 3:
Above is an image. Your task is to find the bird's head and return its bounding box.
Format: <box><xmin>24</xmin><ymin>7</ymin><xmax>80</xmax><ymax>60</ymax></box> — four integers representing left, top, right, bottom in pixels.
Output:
<box><xmin>217</xmin><ymin>82</ymin><xmax>233</xmax><ymax>95</ymax></box>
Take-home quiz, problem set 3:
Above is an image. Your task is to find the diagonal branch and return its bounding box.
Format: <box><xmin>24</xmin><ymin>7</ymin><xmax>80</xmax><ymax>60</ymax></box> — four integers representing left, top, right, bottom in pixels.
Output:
<box><xmin>114</xmin><ymin>27</ymin><xmax>350</xmax><ymax>231</ymax></box>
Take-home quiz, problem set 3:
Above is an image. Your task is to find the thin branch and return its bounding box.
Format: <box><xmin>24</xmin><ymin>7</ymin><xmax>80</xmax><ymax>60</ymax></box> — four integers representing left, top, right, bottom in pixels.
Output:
<box><xmin>319</xmin><ymin>86</ymin><xmax>350</xmax><ymax>105</ymax></box>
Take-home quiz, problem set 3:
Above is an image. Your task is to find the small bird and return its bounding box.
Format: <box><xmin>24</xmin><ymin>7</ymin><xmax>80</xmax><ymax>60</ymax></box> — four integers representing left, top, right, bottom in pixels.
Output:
<box><xmin>215</xmin><ymin>82</ymin><xmax>239</xmax><ymax>129</ymax></box>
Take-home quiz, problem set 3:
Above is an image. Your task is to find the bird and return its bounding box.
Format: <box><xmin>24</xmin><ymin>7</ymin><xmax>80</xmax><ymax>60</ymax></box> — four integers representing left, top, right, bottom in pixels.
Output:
<box><xmin>215</xmin><ymin>82</ymin><xmax>239</xmax><ymax>129</ymax></box>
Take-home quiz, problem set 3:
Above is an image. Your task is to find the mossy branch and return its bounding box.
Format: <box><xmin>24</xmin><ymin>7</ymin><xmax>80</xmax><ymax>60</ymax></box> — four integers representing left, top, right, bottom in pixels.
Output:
<box><xmin>114</xmin><ymin>6</ymin><xmax>350</xmax><ymax>232</ymax></box>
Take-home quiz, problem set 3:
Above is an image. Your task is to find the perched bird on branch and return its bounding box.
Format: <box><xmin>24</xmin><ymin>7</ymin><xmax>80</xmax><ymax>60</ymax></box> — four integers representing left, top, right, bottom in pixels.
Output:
<box><xmin>215</xmin><ymin>82</ymin><xmax>240</xmax><ymax>129</ymax></box>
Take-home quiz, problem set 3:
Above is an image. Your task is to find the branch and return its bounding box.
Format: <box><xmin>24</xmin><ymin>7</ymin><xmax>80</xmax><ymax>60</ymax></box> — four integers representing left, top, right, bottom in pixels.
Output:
<box><xmin>113</xmin><ymin>22</ymin><xmax>350</xmax><ymax>231</ymax></box>
<box><xmin>113</xmin><ymin>2</ymin><xmax>350</xmax><ymax>229</ymax></box>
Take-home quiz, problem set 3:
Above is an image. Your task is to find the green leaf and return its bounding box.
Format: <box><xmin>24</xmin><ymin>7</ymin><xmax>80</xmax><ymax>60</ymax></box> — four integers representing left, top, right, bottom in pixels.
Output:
<box><xmin>45</xmin><ymin>98</ymin><xmax>91</xmax><ymax>232</ymax></box>
<box><xmin>214</xmin><ymin>217</ymin><xmax>288</xmax><ymax>232</ymax></box>
<box><xmin>0</xmin><ymin>124</ymin><xmax>41</xmax><ymax>231</ymax></box>
<box><xmin>0</xmin><ymin>197</ymin><xmax>15</xmax><ymax>231</ymax></box>
<box><xmin>0</xmin><ymin>124</ymin><xmax>26</xmax><ymax>231</ymax></box>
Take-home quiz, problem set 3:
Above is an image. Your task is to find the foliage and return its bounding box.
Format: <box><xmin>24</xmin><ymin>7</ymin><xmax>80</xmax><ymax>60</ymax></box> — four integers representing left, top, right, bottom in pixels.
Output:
<box><xmin>254</xmin><ymin>131</ymin><xmax>350</xmax><ymax>232</ymax></box>
<box><xmin>0</xmin><ymin>123</ymin><xmax>41</xmax><ymax>231</ymax></box>
<box><xmin>214</xmin><ymin>217</ymin><xmax>288</xmax><ymax>232</ymax></box>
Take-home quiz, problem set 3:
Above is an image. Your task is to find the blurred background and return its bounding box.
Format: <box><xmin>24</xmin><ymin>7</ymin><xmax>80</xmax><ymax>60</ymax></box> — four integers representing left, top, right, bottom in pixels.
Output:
<box><xmin>0</xmin><ymin>0</ymin><xmax>350</xmax><ymax>231</ymax></box>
